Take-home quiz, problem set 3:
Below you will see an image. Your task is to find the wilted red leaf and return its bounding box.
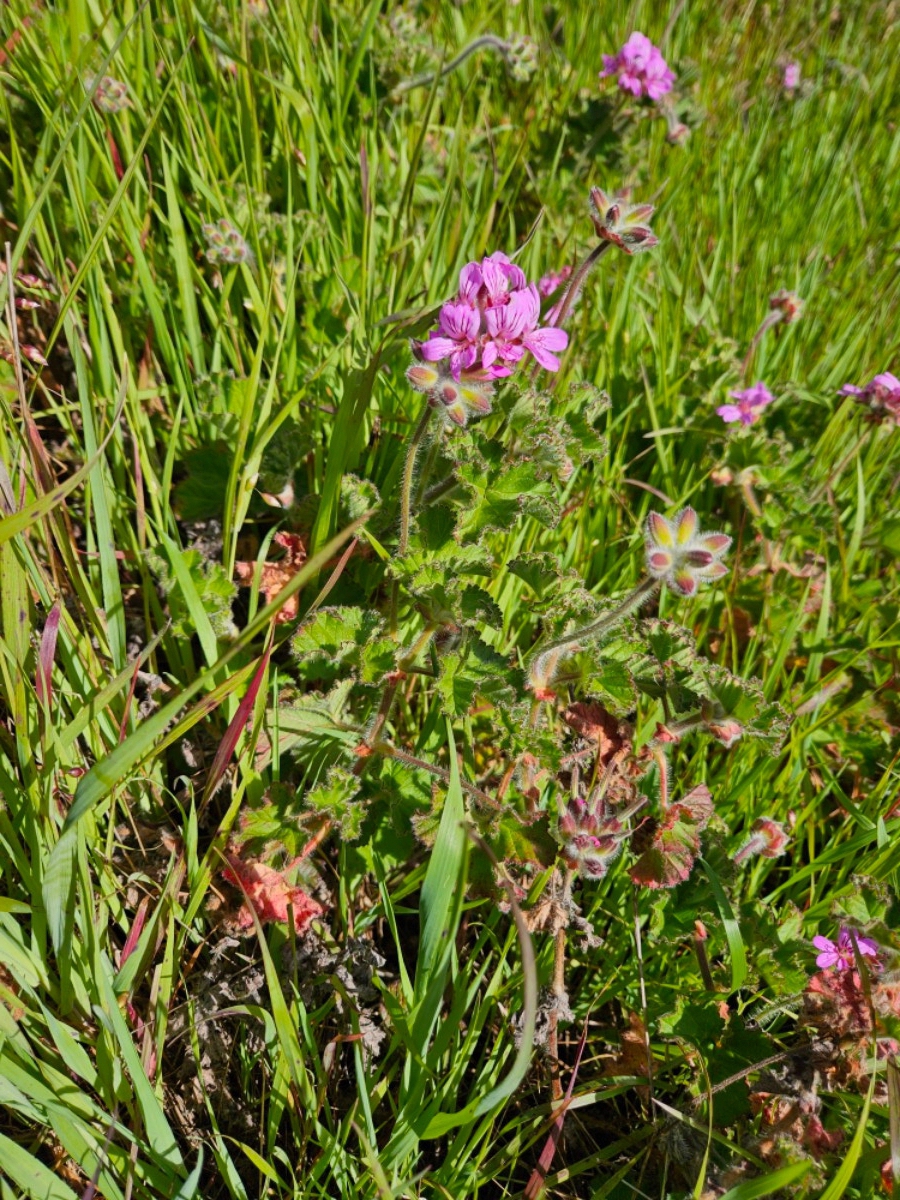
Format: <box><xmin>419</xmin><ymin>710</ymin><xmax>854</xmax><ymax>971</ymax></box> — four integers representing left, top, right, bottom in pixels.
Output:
<box><xmin>562</xmin><ymin>702</ymin><xmax>630</xmax><ymax>765</ymax></box>
<box><xmin>222</xmin><ymin>853</ymin><xmax>323</xmax><ymax>930</ymax></box>
<box><xmin>234</xmin><ymin>531</ymin><xmax>307</xmax><ymax>623</ymax></box>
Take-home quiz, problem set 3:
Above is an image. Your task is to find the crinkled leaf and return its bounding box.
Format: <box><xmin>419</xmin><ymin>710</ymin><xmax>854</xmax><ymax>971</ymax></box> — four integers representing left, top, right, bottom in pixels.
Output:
<box><xmin>147</xmin><ymin>546</ymin><xmax>236</xmax><ymax>639</ymax></box>
<box><xmin>292</xmin><ymin>606</ymin><xmax>386</xmax><ymax>682</ymax></box>
<box><xmin>304</xmin><ymin>765</ymin><xmax>366</xmax><ymax>839</ymax></box>
<box><xmin>455</xmin><ymin>460</ymin><xmax>554</xmax><ymax>541</ymax></box>
<box><xmin>437</xmin><ymin>637</ymin><xmax>519</xmax><ymax>717</ymax></box>
<box><xmin>459</xmin><ymin>585</ymin><xmax>503</xmax><ymax>629</ymax></box>
<box><xmin>173</xmin><ymin>444</ymin><xmax>232</xmax><ymax>521</ymax></box>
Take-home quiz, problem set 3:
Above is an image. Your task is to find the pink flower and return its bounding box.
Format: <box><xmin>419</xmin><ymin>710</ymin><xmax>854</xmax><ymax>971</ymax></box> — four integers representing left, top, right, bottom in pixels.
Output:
<box><xmin>717</xmin><ymin>381</ymin><xmax>774</xmax><ymax>427</ymax></box>
<box><xmin>840</xmin><ymin>371</ymin><xmax>900</xmax><ymax>425</ymax></box>
<box><xmin>783</xmin><ymin>61</ymin><xmax>801</xmax><ymax>91</ymax></box>
<box><xmin>483</xmin><ymin>285</ymin><xmax>568</xmax><ymax>373</ymax></box>
<box><xmin>600</xmin><ymin>32</ymin><xmax>675</xmax><ymax>101</ymax></box>
<box><xmin>813</xmin><ymin>928</ymin><xmax>879</xmax><ymax>972</ymax></box>
<box><xmin>416</xmin><ymin>254</ymin><xmax>569</xmax><ymax>381</ymax></box>
<box><xmin>418</xmin><ymin>300</ymin><xmax>481</xmax><ymax>377</ymax></box>
<box><xmin>538</xmin><ymin>265</ymin><xmax>572</xmax><ymax>298</ymax></box>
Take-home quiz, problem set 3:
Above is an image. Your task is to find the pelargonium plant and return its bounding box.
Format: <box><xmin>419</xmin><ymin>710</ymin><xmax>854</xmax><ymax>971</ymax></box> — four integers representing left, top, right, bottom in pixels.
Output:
<box><xmin>240</xmin><ymin>185</ymin><xmax>788</xmax><ymax>1004</ymax></box>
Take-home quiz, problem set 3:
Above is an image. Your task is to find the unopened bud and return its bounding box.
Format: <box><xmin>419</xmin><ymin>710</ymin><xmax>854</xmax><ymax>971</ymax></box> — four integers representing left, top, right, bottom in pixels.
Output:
<box><xmin>733</xmin><ymin>817</ymin><xmax>789</xmax><ymax>865</ymax></box>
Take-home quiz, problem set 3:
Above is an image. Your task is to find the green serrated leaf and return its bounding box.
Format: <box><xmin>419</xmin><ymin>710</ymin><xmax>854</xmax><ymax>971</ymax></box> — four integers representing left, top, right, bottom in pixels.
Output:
<box><xmin>304</xmin><ymin>766</ymin><xmax>365</xmax><ymax>839</ymax></box>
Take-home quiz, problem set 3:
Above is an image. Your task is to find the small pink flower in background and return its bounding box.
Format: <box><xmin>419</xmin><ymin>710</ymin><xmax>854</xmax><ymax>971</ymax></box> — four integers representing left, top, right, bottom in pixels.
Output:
<box><xmin>417</xmin><ymin>252</ymin><xmax>568</xmax><ymax>383</ymax></box>
<box><xmin>783</xmin><ymin>61</ymin><xmax>801</xmax><ymax>91</ymax></box>
<box><xmin>717</xmin><ymin>381</ymin><xmax>774</xmax><ymax>427</ymax></box>
<box><xmin>644</xmin><ymin>507</ymin><xmax>731</xmax><ymax>597</ymax></box>
<box><xmin>538</xmin><ymin>265</ymin><xmax>572</xmax><ymax>298</ymax></box>
<box><xmin>840</xmin><ymin>371</ymin><xmax>900</xmax><ymax>425</ymax></box>
<box><xmin>600</xmin><ymin>32</ymin><xmax>675</xmax><ymax>101</ymax></box>
<box><xmin>813</xmin><ymin>927</ymin><xmax>879</xmax><ymax>972</ymax></box>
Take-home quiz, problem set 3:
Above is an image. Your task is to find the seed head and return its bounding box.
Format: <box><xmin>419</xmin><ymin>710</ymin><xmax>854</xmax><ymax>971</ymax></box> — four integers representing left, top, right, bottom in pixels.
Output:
<box><xmin>769</xmin><ymin>289</ymin><xmax>803</xmax><ymax>324</ymax></box>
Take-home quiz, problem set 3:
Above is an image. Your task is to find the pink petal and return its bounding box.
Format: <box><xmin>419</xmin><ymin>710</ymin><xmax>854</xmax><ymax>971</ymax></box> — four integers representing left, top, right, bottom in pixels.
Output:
<box><xmin>419</xmin><ymin>336</ymin><xmax>458</xmax><ymax>362</ymax></box>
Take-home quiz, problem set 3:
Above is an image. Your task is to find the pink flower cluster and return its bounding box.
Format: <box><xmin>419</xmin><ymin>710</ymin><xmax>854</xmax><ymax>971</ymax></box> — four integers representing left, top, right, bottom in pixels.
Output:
<box><xmin>417</xmin><ymin>253</ymin><xmax>568</xmax><ymax>380</ymax></box>
<box><xmin>840</xmin><ymin>372</ymin><xmax>900</xmax><ymax>426</ymax></box>
<box><xmin>600</xmin><ymin>32</ymin><xmax>675</xmax><ymax>101</ymax></box>
<box><xmin>813</xmin><ymin>927</ymin><xmax>879</xmax><ymax>973</ymax></box>
<box><xmin>717</xmin><ymin>381</ymin><xmax>774</xmax><ymax>427</ymax></box>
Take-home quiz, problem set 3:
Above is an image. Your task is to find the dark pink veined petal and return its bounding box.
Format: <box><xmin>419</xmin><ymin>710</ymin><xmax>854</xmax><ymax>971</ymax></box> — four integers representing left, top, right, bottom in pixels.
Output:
<box><xmin>481</xmin><ymin>254</ymin><xmax>515</xmax><ymax>303</ymax></box>
<box><xmin>437</xmin><ymin>300</ymin><xmax>480</xmax><ymax>341</ymax></box>
<box><xmin>716</xmin><ymin>404</ymin><xmax>743</xmax><ymax>423</ymax></box>
<box><xmin>523</xmin><ymin>328</ymin><xmax>566</xmax><ymax>371</ymax></box>
<box><xmin>458</xmin><ymin>262</ymin><xmax>483</xmax><ymax>303</ymax></box>
<box><xmin>419</xmin><ymin>336</ymin><xmax>458</xmax><ymax>362</ymax></box>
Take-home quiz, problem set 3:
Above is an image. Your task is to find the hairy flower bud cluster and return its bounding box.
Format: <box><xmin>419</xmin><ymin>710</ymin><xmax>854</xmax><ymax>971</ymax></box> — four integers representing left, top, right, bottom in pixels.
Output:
<box><xmin>600</xmin><ymin>32</ymin><xmax>675</xmax><ymax>101</ymax></box>
<box><xmin>87</xmin><ymin>75</ymin><xmax>129</xmax><ymax>114</ymax></box>
<box><xmin>644</xmin><ymin>507</ymin><xmax>731</xmax><ymax>597</ymax></box>
<box><xmin>589</xmin><ymin>187</ymin><xmax>659</xmax><ymax>255</ymax></box>
<box><xmin>839</xmin><ymin>372</ymin><xmax>900</xmax><ymax>426</ymax></box>
<box><xmin>559</xmin><ymin>797</ymin><xmax>632</xmax><ymax>879</ymax></box>
<box><xmin>202</xmin><ymin>218</ymin><xmax>253</xmax><ymax>266</ymax></box>
<box><xmin>406</xmin><ymin>360</ymin><xmax>494</xmax><ymax>428</ymax></box>
<box><xmin>506</xmin><ymin>35</ymin><xmax>538</xmax><ymax>82</ymax></box>
<box><xmin>417</xmin><ymin>252</ymin><xmax>568</xmax><ymax>381</ymax></box>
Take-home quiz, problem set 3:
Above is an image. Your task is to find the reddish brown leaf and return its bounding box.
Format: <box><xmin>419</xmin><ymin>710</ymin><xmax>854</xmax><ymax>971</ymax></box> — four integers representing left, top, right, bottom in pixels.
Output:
<box><xmin>234</xmin><ymin>531</ymin><xmax>307</xmax><ymax>624</ymax></box>
<box><xmin>222</xmin><ymin>854</ymin><xmax>324</xmax><ymax>930</ymax></box>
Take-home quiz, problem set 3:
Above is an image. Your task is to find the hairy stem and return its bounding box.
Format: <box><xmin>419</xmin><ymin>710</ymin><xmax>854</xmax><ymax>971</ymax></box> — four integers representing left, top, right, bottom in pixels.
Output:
<box><xmin>399</xmin><ymin>403</ymin><xmax>433</xmax><ymax>558</ymax></box>
<box><xmin>537</xmin><ymin>576</ymin><xmax>659</xmax><ymax>659</ymax></box>
<box><xmin>392</xmin><ymin>35</ymin><xmax>511</xmax><ymax>96</ymax></box>
<box><xmin>547</xmin><ymin>919</ymin><xmax>567</xmax><ymax>1103</ymax></box>
<box><xmin>547</xmin><ymin>241</ymin><xmax>612</xmax><ymax>331</ymax></box>
<box><xmin>375</xmin><ymin>741</ymin><xmax>503</xmax><ymax>810</ymax></box>
<box><xmin>391</xmin><ymin>402</ymin><xmax>433</xmax><ymax>633</ymax></box>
